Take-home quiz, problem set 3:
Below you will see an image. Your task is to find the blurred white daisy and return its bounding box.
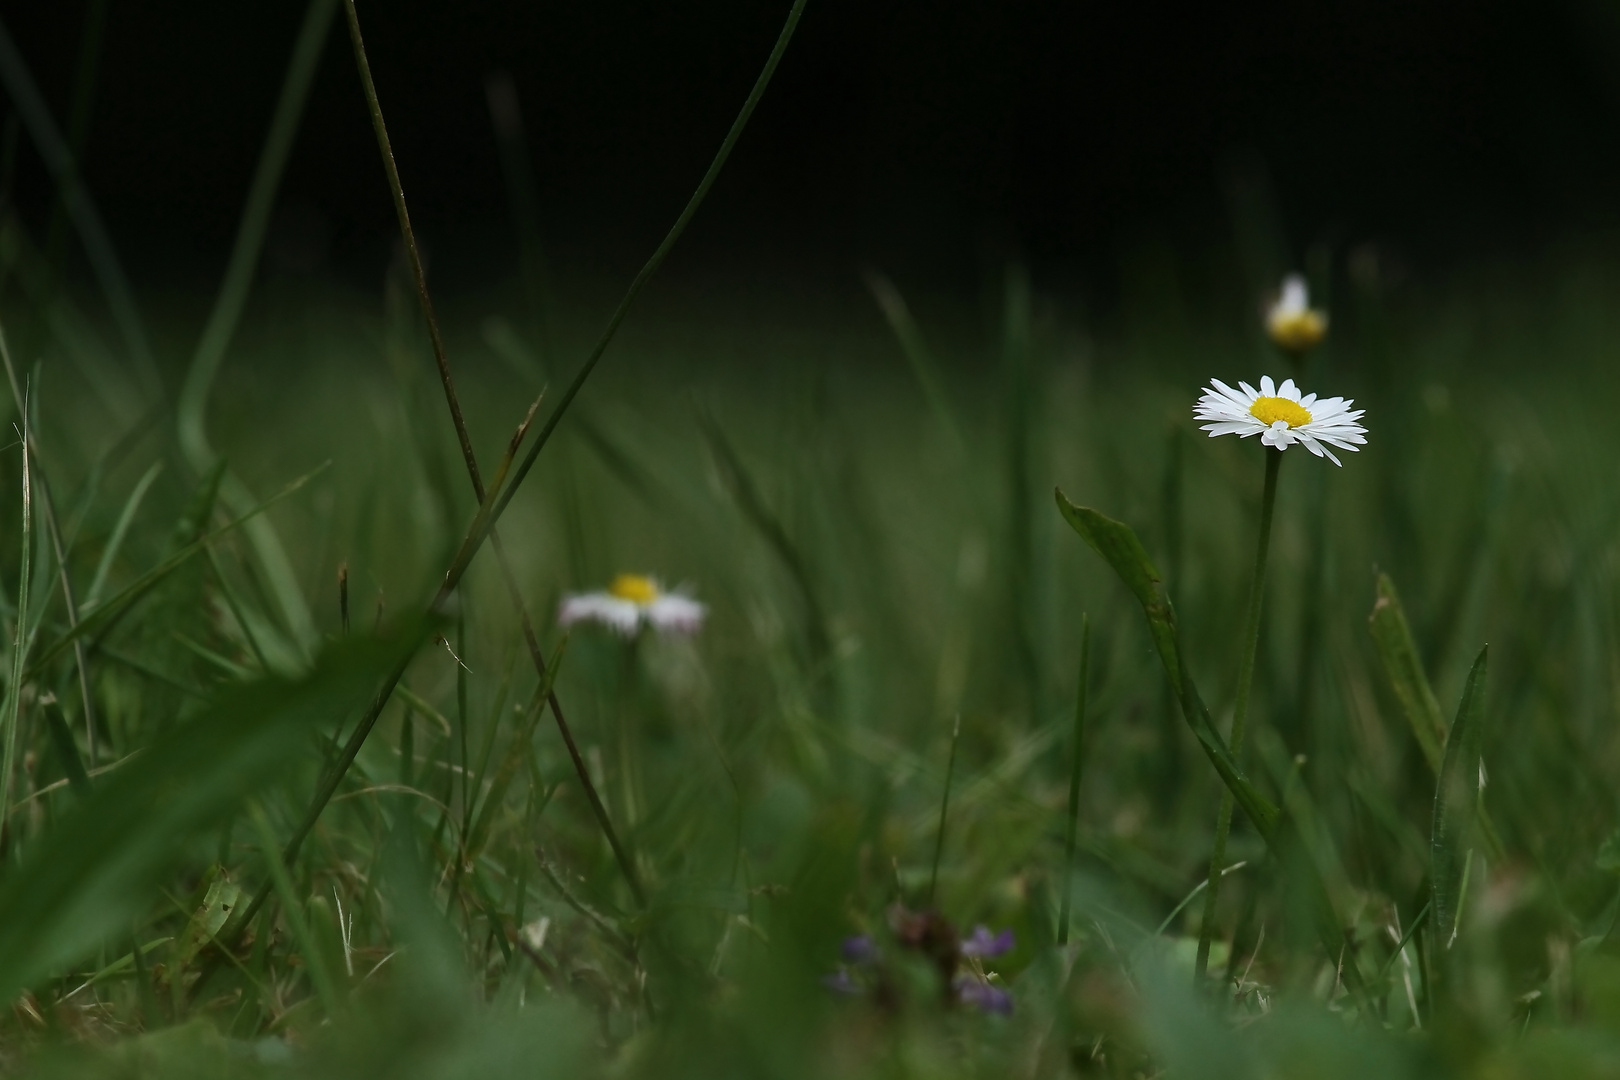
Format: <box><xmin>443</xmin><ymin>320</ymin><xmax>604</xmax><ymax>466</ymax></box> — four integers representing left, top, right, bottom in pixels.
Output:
<box><xmin>1194</xmin><ymin>375</ymin><xmax>1367</xmax><ymax>465</ymax></box>
<box><xmin>558</xmin><ymin>574</ymin><xmax>705</xmax><ymax>636</ymax></box>
<box><xmin>1265</xmin><ymin>273</ymin><xmax>1327</xmax><ymax>353</ymax></box>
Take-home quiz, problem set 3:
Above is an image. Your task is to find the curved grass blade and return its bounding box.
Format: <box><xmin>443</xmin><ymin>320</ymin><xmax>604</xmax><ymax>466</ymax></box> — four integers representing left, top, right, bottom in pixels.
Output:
<box><xmin>1054</xmin><ymin>489</ymin><xmax>1278</xmax><ymax>838</ymax></box>
<box><xmin>0</xmin><ymin>625</ymin><xmax>428</xmax><ymax>1005</ymax></box>
<box><xmin>1368</xmin><ymin>572</ymin><xmax>1447</xmax><ymax>772</ymax></box>
<box><xmin>82</xmin><ymin>460</ymin><xmax>162</xmax><ymax>612</ymax></box>
<box><xmin>865</xmin><ymin>271</ymin><xmax>964</xmax><ymax>452</ymax></box>
<box><xmin>1432</xmin><ymin>645</ymin><xmax>1489</xmax><ymax>947</ymax></box>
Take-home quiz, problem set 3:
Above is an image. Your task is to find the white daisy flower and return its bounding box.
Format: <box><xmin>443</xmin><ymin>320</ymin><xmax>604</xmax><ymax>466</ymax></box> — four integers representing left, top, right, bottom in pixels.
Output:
<box><xmin>1265</xmin><ymin>273</ymin><xmax>1327</xmax><ymax>353</ymax></box>
<box><xmin>558</xmin><ymin>574</ymin><xmax>705</xmax><ymax>636</ymax></box>
<box><xmin>1194</xmin><ymin>375</ymin><xmax>1367</xmax><ymax>465</ymax></box>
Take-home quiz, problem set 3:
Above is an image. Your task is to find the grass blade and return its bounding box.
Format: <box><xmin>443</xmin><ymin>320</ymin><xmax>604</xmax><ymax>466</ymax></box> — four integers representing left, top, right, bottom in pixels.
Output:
<box><xmin>1</xmin><ymin>423</ymin><xmax>33</xmax><ymax>821</ymax></box>
<box><xmin>1054</xmin><ymin>489</ymin><xmax>1278</xmax><ymax>837</ymax></box>
<box><xmin>82</xmin><ymin>460</ymin><xmax>161</xmax><ymax>612</ymax></box>
<box><xmin>1057</xmin><ymin>615</ymin><xmax>1090</xmax><ymax>946</ymax></box>
<box><xmin>42</xmin><ymin>697</ymin><xmax>90</xmax><ymax>797</ymax></box>
<box><xmin>1369</xmin><ymin>572</ymin><xmax>1447</xmax><ymax>772</ymax></box>
<box><xmin>865</xmin><ymin>270</ymin><xmax>964</xmax><ymax>452</ymax></box>
<box><xmin>1432</xmin><ymin>645</ymin><xmax>1489</xmax><ymax>947</ymax></box>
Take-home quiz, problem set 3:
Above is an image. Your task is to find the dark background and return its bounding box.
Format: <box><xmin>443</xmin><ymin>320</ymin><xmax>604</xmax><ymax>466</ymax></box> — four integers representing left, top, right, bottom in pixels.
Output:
<box><xmin>5</xmin><ymin>0</ymin><xmax>1620</xmax><ymax>306</ymax></box>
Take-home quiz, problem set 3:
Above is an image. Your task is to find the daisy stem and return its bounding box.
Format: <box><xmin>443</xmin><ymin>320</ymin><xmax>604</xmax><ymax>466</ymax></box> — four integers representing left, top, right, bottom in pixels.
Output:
<box><xmin>1194</xmin><ymin>446</ymin><xmax>1281</xmax><ymax>982</ymax></box>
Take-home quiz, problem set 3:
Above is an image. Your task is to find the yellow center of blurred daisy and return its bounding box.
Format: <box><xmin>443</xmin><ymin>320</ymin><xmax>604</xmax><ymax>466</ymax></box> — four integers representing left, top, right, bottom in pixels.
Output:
<box><xmin>1266</xmin><ymin>311</ymin><xmax>1327</xmax><ymax>352</ymax></box>
<box><xmin>609</xmin><ymin>574</ymin><xmax>660</xmax><ymax>604</ymax></box>
<box><xmin>1249</xmin><ymin>396</ymin><xmax>1313</xmax><ymax>428</ymax></box>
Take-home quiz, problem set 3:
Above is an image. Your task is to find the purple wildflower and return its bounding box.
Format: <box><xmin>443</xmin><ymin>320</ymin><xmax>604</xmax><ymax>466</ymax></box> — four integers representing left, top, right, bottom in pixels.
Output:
<box><xmin>959</xmin><ymin>925</ymin><xmax>1015</xmax><ymax>960</ymax></box>
<box><xmin>842</xmin><ymin>934</ymin><xmax>880</xmax><ymax>965</ymax></box>
<box><xmin>954</xmin><ymin>975</ymin><xmax>1014</xmax><ymax>1015</ymax></box>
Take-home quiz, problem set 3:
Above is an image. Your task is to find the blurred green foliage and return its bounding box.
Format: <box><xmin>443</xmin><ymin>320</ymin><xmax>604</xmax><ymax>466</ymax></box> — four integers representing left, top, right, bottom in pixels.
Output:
<box><xmin>5</xmin><ymin>2</ymin><xmax>1620</xmax><ymax>1072</ymax></box>
<box><xmin>0</xmin><ymin>228</ymin><xmax>1617</xmax><ymax>1076</ymax></box>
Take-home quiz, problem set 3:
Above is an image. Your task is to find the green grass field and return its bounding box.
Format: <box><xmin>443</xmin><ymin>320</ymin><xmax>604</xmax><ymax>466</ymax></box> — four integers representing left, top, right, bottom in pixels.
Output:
<box><xmin>7</xmin><ymin>1</ymin><xmax>1620</xmax><ymax>1075</ymax></box>
<box><xmin>3</xmin><ymin>239</ymin><xmax>1620</xmax><ymax>1077</ymax></box>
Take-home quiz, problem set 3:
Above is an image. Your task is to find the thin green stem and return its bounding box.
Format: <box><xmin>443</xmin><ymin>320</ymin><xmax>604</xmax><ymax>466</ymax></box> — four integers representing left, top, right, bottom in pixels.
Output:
<box><xmin>486</xmin><ymin>0</ymin><xmax>810</xmax><ymax>534</ymax></box>
<box><xmin>1057</xmin><ymin>615</ymin><xmax>1090</xmax><ymax>946</ymax></box>
<box><xmin>927</xmin><ymin>716</ymin><xmax>961</xmax><ymax>907</ymax></box>
<box><xmin>1194</xmin><ymin>447</ymin><xmax>1282</xmax><ymax>981</ymax></box>
<box><xmin>342</xmin><ymin>0</ymin><xmax>645</xmax><ymax>906</ymax></box>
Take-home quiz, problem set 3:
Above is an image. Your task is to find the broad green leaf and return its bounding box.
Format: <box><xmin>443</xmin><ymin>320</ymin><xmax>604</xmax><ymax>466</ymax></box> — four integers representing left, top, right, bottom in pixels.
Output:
<box><xmin>1368</xmin><ymin>572</ymin><xmax>1447</xmax><ymax>772</ymax></box>
<box><xmin>1054</xmin><ymin>489</ymin><xmax>1278</xmax><ymax>838</ymax></box>
<box><xmin>1433</xmin><ymin>645</ymin><xmax>1489</xmax><ymax>945</ymax></box>
<box><xmin>0</xmin><ymin>623</ymin><xmax>427</xmax><ymax>1004</ymax></box>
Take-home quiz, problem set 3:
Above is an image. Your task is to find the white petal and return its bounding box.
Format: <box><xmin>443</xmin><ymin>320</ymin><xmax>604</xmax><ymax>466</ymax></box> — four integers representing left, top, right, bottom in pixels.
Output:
<box><xmin>558</xmin><ymin>594</ymin><xmax>641</xmax><ymax>635</ymax></box>
<box><xmin>647</xmin><ymin>594</ymin><xmax>706</xmax><ymax>633</ymax></box>
<box><xmin>1273</xmin><ymin>274</ymin><xmax>1309</xmax><ymax>317</ymax></box>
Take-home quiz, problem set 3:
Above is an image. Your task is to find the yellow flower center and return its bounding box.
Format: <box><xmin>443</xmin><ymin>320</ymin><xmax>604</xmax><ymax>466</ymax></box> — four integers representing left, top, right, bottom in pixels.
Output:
<box><xmin>1266</xmin><ymin>310</ymin><xmax>1327</xmax><ymax>352</ymax></box>
<box><xmin>1249</xmin><ymin>396</ymin><xmax>1313</xmax><ymax>428</ymax></box>
<box><xmin>609</xmin><ymin>574</ymin><xmax>660</xmax><ymax>605</ymax></box>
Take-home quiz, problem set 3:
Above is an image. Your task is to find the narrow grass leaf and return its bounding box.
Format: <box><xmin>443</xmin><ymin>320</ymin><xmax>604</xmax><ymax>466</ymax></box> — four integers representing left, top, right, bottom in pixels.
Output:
<box><xmin>0</xmin><ymin>431</ymin><xmax>33</xmax><ymax>819</ymax></box>
<box><xmin>41</xmin><ymin>699</ymin><xmax>90</xmax><ymax>797</ymax></box>
<box><xmin>1432</xmin><ymin>645</ymin><xmax>1489</xmax><ymax>946</ymax></box>
<box><xmin>1368</xmin><ymin>572</ymin><xmax>1447</xmax><ymax>772</ymax></box>
<box><xmin>82</xmin><ymin>460</ymin><xmax>161</xmax><ymax>612</ymax></box>
<box><xmin>866</xmin><ymin>270</ymin><xmax>964</xmax><ymax>452</ymax></box>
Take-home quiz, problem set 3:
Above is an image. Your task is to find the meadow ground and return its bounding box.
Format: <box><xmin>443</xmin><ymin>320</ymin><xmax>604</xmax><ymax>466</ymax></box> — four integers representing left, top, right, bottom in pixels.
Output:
<box><xmin>2</xmin><ymin>233</ymin><xmax>1620</xmax><ymax>1077</ymax></box>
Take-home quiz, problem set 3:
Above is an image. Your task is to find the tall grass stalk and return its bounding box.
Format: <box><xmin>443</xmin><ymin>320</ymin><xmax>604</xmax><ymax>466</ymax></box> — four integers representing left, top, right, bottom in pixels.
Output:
<box><xmin>1195</xmin><ymin>447</ymin><xmax>1281</xmax><ymax>980</ymax></box>
<box><xmin>341</xmin><ymin>0</ymin><xmax>644</xmax><ymax>903</ymax></box>
<box><xmin>486</xmin><ymin>0</ymin><xmax>812</xmax><ymax>532</ymax></box>
<box><xmin>927</xmin><ymin>716</ymin><xmax>961</xmax><ymax>907</ymax></box>
<box><xmin>0</xmin><ymin>397</ymin><xmax>32</xmax><ymax>824</ymax></box>
<box><xmin>1057</xmin><ymin>614</ymin><xmax>1090</xmax><ymax>946</ymax></box>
